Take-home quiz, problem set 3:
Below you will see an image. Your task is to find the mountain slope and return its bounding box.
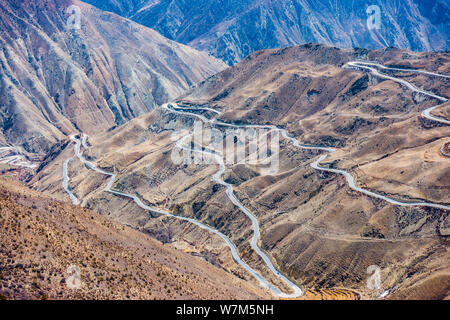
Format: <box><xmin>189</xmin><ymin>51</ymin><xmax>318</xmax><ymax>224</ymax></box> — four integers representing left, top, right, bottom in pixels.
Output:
<box><xmin>0</xmin><ymin>177</ymin><xmax>268</xmax><ymax>299</ymax></box>
<box><xmin>181</xmin><ymin>44</ymin><xmax>450</xmax><ymax>204</ymax></box>
<box><xmin>0</xmin><ymin>0</ymin><xmax>225</xmax><ymax>155</ymax></box>
<box><xmin>83</xmin><ymin>0</ymin><xmax>449</xmax><ymax>65</ymax></box>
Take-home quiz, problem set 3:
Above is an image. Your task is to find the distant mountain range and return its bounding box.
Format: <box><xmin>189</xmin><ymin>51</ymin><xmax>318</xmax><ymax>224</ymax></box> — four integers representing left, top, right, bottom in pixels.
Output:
<box><xmin>83</xmin><ymin>0</ymin><xmax>450</xmax><ymax>65</ymax></box>
<box><xmin>0</xmin><ymin>0</ymin><xmax>225</xmax><ymax>154</ymax></box>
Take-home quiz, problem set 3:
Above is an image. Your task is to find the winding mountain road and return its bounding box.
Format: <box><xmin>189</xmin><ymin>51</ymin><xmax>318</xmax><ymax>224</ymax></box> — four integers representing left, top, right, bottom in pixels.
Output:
<box><xmin>68</xmin><ymin>134</ymin><xmax>302</xmax><ymax>298</ymax></box>
<box><xmin>0</xmin><ymin>147</ymin><xmax>37</xmax><ymax>169</ymax></box>
<box><xmin>346</xmin><ymin>61</ymin><xmax>449</xmax><ymax>125</ymax></box>
<box><xmin>62</xmin><ymin>157</ymin><xmax>79</xmax><ymax>205</ymax></box>
<box><xmin>62</xmin><ymin>61</ymin><xmax>449</xmax><ymax>299</ymax></box>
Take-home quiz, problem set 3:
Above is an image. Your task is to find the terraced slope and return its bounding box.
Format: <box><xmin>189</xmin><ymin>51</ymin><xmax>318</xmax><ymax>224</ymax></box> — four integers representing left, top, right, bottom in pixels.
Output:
<box><xmin>298</xmin><ymin>288</ymin><xmax>360</xmax><ymax>300</ymax></box>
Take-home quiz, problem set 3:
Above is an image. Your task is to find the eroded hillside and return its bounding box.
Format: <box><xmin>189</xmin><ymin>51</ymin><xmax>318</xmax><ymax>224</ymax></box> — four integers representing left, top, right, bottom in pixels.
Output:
<box><xmin>0</xmin><ymin>177</ymin><xmax>269</xmax><ymax>299</ymax></box>
<box><xmin>0</xmin><ymin>0</ymin><xmax>225</xmax><ymax>155</ymax></box>
<box><xmin>31</xmin><ymin>45</ymin><xmax>449</xmax><ymax>299</ymax></box>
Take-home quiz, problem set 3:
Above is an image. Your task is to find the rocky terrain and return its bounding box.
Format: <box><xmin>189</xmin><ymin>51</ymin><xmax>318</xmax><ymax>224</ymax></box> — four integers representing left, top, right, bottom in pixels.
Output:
<box><xmin>32</xmin><ymin>45</ymin><xmax>449</xmax><ymax>299</ymax></box>
<box><xmin>0</xmin><ymin>177</ymin><xmax>269</xmax><ymax>299</ymax></box>
<box><xmin>84</xmin><ymin>0</ymin><xmax>449</xmax><ymax>64</ymax></box>
<box><xmin>0</xmin><ymin>0</ymin><xmax>225</xmax><ymax>156</ymax></box>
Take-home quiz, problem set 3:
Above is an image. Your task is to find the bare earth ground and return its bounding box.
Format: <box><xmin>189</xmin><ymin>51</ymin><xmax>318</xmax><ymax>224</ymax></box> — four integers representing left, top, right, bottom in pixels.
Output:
<box><xmin>0</xmin><ymin>178</ymin><xmax>269</xmax><ymax>300</ymax></box>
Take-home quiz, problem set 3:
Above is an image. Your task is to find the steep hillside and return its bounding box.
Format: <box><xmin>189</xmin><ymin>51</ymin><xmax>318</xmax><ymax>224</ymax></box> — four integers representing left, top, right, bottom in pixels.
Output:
<box><xmin>83</xmin><ymin>0</ymin><xmax>449</xmax><ymax>64</ymax></box>
<box><xmin>0</xmin><ymin>0</ymin><xmax>225</xmax><ymax>155</ymax></box>
<box><xmin>181</xmin><ymin>45</ymin><xmax>450</xmax><ymax>204</ymax></box>
<box><xmin>32</xmin><ymin>45</ymin><xmax>449</xmax><ymax>299</ymax></box>
<box><xmin>85</xmin><ymin>0</ymin><xmax>145</xmax><ymax>16</ymax></box>
<box><xmin>0</xmin><ymin>177</ymin><xmax>268</xmax><ymax>299</ymax></box>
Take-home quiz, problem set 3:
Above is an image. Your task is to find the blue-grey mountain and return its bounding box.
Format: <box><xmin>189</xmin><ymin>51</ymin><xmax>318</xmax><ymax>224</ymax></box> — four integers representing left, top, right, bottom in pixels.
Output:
<box><xmin>83</xmin><ymin>0</ymin><xmax>449</xmax><ymax>64</ymax></box>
